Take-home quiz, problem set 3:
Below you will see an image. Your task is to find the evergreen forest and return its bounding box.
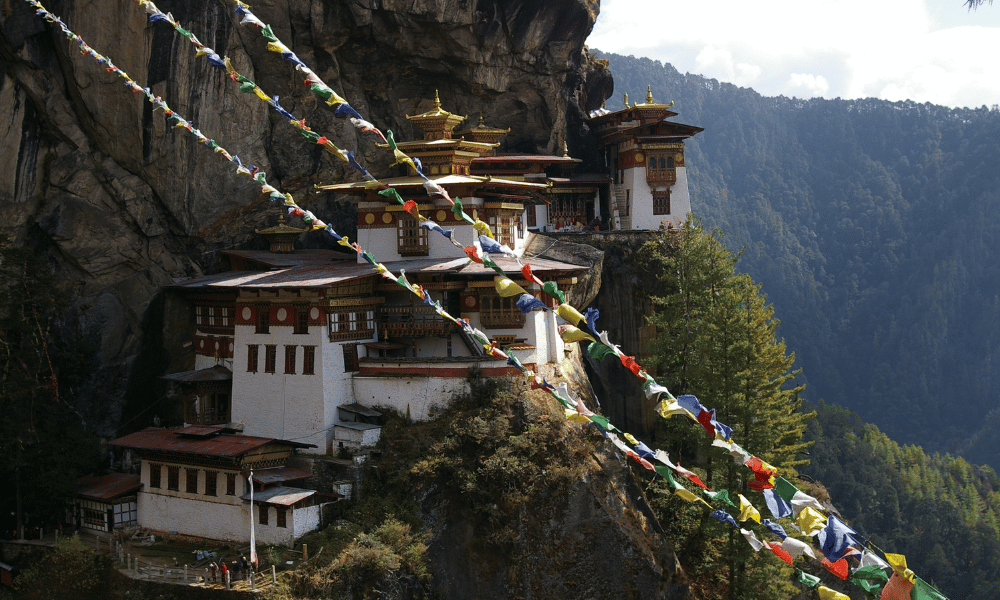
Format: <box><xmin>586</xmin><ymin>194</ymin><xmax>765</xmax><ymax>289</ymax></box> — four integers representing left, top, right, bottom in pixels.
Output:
<box><xmin>594</xmin><ymin>51</ymin><xmax>1000</xmax><ymax>470</ymax></box>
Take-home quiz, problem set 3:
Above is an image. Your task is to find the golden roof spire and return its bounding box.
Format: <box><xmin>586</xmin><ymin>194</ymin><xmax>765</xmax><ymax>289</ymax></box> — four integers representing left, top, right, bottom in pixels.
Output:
<box><xmin>478</xmin><ymin>113</ymin><xmax>486</xmax><ymax>127</ymax></box>
<box><xmin>433</xmin><ymin>89</ymin><xmax>442</xmax><ymax>110</ymax></box>
<box><xmin>623</xmin><ymin>92</ymin><xmax>629</xmax><ymax>107</ymax></box>
<box><xmin>646</xmin><ymin>85</ymin><xmax>654</xmax><ymax>104</ymax></box>
<box><xmin>562</xmin><ymin>141</ymin><xmax>570</xmax><ymax>158</ymax></box>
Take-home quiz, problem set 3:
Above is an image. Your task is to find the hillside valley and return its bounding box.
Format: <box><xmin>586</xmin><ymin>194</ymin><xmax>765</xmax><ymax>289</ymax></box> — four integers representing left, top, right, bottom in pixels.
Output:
<box><xmin>596</xmin><ymin>51</ymin><xmax>1000</xmax><ymax>470</ymax></box>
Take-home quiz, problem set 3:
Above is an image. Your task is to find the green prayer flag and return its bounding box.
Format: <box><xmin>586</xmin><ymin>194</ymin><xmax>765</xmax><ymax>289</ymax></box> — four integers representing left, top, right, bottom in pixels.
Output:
<box><xmin>378</xmin><ymin>188</ymin><xmax>405</xmax><ymax>205</ymax></box>
<box><xmin>240</xmin><ymin>82</ymin><xmax>255</xmax><ymax>94</ymax></box>
<box><xmin>255</xmin><ymin>172</ymin><xmax>267</xmax><ymax>185</ymax></box>
<box><xmin>850</xmin><ymin>565</ymin><xmax>889</xmax><ymax>584</ymax></box>
<box><xmin>588</xmin><ymin>414</ymin><xmax>619</xmax><ymax>433</ymax></box>
<box><xmin>300</xmin><ymin>129</ymin><xmax>321</xmax><ymax>142</ymax></box>
<box><xmin>261</xmin><ymin>25</ymin><xmax>278</xmax><ymax>43</ymax></box>
<box><xmin>702</xmin><ymin>488</ymin><xmax>737</xmax><ymax>508</ymax></box>
<box><xmin>653</xmin><ymin>465</ymin><xmax>677</xmax><ymax>487</ymax></box>
<box><xmin>175</xmin><ymin>25</ymin><xmax>192</xmax><ymax>38</ymax></box>
<box><xmin>911</xmin><ymin>577</ymin><xmax>948</xmax><ymax>600</ymax></box>
<box><xmin>386</xmin><ymin>129</ymin><xmax>398</xmax><ymax>150</ymax></box>
<box><xmin>237</xmin><ymin>74</ymin><xmax>253</xmax><ymax>84</ymax></box>
<box><xmin>587</xmin><ymin>342</ymin><xmax>616</xmax><ymax>360</ymax></box>
<box><xmin>482</xmin><ymin>256</ymin><xmax>505</xmax><ymax>275</ymax></box>
<box><xmin>208</xmin><ymin>141</ymin><xmax>219</xmax><ymax>150</ymax></box>
<box><xmin>796</xmin><ymin>570</ymin><xmax>821</xmax><ymax>588</ymax></box>
<box><xmin>774</xmin><ymin>476</ymin><xmax>799</xmax><ymax>503</ymax></box>
<box><xmin>309</xmin><ymin>84</ymin><xmax>333</xmax><ymax>100</ymax></box>
<box><xmin>542</xmin><ymin>281</ymin><xmax>566</xmax><ymax>304</ymax></box>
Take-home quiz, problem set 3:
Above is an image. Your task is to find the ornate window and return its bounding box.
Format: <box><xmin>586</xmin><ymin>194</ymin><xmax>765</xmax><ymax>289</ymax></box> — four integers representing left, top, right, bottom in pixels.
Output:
<box><xmin>294</xmin><ymin>306</ymin><xmax>309</xmax><ymax>334</ymax></box>
<box><xmin>256</xmin><ymin>305</ymin><xmax>270</xmax><ymax>334</ymax></box>
<box><xmin>653</xmin><ymin>190</ymin><xmax>671</xmax><ymax>215</ymax></box>
<box><xmin>646</xmin><ymin>153</ymin><xmax>677</xmax><ymax>184</ymax></box>
<box><xmin>284</xmin><ymin>345</ymin><xmax>297</xmax><ymax>374</ymax></box>
<box><xmin>480</xmin><ymin>294</ymin><xmax>526</xmax><ymax>328</ymax></box>
<box><xmin>487</xmin><ymin>214</ymin><xmax>518</xmax><ymax>247</ymax></box>
<box><xmin>328</xmin><ymin>310</ymin><xmax>376</xmax><ymax>342</ymax></box>
<box><xmin>397</xmin><ymin>217</ymin><xmax>428</xmax><ymax>256</ymax></box>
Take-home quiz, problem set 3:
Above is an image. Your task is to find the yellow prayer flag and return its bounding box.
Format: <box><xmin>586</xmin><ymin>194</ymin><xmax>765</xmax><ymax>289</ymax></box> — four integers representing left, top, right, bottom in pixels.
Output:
<box><xmin>473</xmin><ymin>220</ymin><xmax>495</xmax><ymax>239</ymax></box>
<box><xmin>337</xmin><ymin>236</ymin><xmax>352</xmax><ymax>249</ymax></box>
<box><xmin>253</xmin><ymin>86</ymin><xmax>270</xmax><ymax>101</ymax></box>
<box><xmin>884</xmin><ymin>553</ymin><xmax>916</xmax><ymax>581</ymax></box>
<box><xmin>494</xmin><ymin>277</ymin><xmax>527</xmax><ymax>298</ymax></box>
<box><xmin>817</xmin><ymin>586</ymin><xmax>849</xmax><ymax>600</ymax></box>
<box><xmin>564</xmin><ymin>409</ymin><xmax>591</xmax><ymax>424</ymax></box>
<box><xmin>559</xmin><ymin>325</ymin><xmax>596</xmax><ymax>344</ymax></box>
<box><xmin>324</xmin><ymin>89</ymin><xmax>349</xmax><ymax>106</ymax></box>
<box><xmin>624</xmin><ymin>433</ymin><xmax>640</xmax><ymax>446</ymax></box>
<box><xmin>659</xmin><ymin>398</ymin><xmax>690</xmax><ymax>419</ymax></box>
<box><xmin>795</xmin><ymin>506</ymin><xmax>827</xmax><ymax>536</ymax></box>
<box><xmin>674</xmin><ymin>489</ymin><xmax>712</xmax><ymax>508</ymax></box>
<box><xmin>556</xmin><ymin>304</ymin><xmax>585</xmax><ymax>327</ymax></box>
<box><xmin>738</xmin><ymin>494</ymin><xmax>761</xmax><ymax>523</ymax></box>
<box><xmin>266</xmin><ymin>42</ymin><xmax>287</xmax><ymax>53</ymax></box>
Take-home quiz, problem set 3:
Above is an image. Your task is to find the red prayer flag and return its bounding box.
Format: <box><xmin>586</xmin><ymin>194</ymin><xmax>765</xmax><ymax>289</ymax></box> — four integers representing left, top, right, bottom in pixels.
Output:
<box><xmin>463</xmin><ymin>246</ymin><xmax>483</xmax><ymax>264</ymax></box>
<box><xmin>764</xmin><ymin>541</ymin><xmax>793</xmax><ymax>566</ymax></box>
<box><xmin>821</xmin><ymin>558</ymin><xmax>848</xmax><ymax>580</ymax></box>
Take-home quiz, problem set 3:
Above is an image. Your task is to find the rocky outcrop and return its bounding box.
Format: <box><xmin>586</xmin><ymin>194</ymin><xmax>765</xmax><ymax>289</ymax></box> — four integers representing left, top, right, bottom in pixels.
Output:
<box><xmin>0</xmin><ymin>0</ymin><xmax>613</xmax><ymax>434</ymax></box>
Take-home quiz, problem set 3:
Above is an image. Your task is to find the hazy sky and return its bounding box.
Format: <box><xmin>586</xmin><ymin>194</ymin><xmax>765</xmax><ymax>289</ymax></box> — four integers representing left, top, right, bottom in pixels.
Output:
<box><xmin>586</xmin><ymin>0</ymin><xmax>1000</xmax><ymax>108</ymax></box>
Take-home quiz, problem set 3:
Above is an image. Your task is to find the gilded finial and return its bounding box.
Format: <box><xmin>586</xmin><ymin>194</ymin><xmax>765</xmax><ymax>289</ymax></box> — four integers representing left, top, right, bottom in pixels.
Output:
<box><xmin>434</xmin><ymin>89</ymin><xmax>441</xmax><ymax>109</ymax></box>
<box><xmin>562</xmin><ymin>141</ymin><xmax>570</xmax><ymax>158</ymax></box>
<box><xmin>623</xmin><ymin>92</ymin><xmax>629</xmax><ymax>106</ymax></box>
<box><xmin>478</xmin><ymin>113</ymin><xmax>485</xmax><ymax>127</ymax></box>
<box><xmin>646</xmin><ymin>85</ymin><xmax>654</xmax><ymax>104</ymax></box>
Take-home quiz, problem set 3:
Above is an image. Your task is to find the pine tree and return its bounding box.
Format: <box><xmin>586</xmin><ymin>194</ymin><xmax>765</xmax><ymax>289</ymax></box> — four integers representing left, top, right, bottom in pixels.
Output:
<box><xmin>638</xmin><ymin>218</ymin><xmax>813</xmax><ymax>600</ymax></box>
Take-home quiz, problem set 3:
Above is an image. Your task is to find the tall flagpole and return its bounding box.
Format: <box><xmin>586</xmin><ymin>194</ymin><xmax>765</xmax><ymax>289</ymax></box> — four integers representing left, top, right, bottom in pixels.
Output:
<box><xmin>249</xmin><ymin>471</ymin><xmax>257</xmax><ymax>569</ymax></box>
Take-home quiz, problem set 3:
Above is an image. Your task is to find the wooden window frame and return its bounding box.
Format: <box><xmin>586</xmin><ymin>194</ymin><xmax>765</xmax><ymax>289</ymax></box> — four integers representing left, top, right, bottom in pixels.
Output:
<box><xmin>653</xmin><ymin>189</ymin><xmax>671</xmax><ymax>215</ymax></box>
<box><xmin>149</xmin><ymin>463</ymin><xmax>161</xmax><ymax>489</ymax></box>
<box><xmin>226</xmin><ymin>473</ymin><xmax>236</xmax><ymax>496</ymax></box>
<box><xmin>343</xmin><ymin>343</ymin><xmax>359</xmax><ymax>372</ymax></box>
<box><xmin>186</xmin><ymin>468</ymin><xmax>199</xmax><ymax>494</ymax></box>
<box><xmin>247</xmin><ymin>344</ymin><xmax>259</xmax><ymax>373</ymax></box>
<box><xmin>167</xmin><ymin>466</ymin><xmax>180</xmax><ymax>491</ymax></box>
<box><xmin>259</xmin><ymin>505</ymin><xmax>268</xmax><ymax>525</ymax></box>
<box><xmin>303</xmin><ymin>346</ymin><xmax>316</xmax><ymax>375</ymax></box>
<box><xmin>328</xmin><ymin>310</ymin><xmax>375</xmax><ymax>342</ymax></box>
<box><xmin>205</xmin><ymin>471</ymin><xmax>217</xmax><ymax>497</ymax></box>
<box><xmin>265</xmin><ymin>345</ymin><xmax>277</xmax><ymax>373</ymax></box>
<box><xmin>294</xmin><ymin>307</ymin><xmax>309</xmax><ymax>334</ymax></box>
<box><xmin>276</xmin><ymin>507</ymin><xmax>287</xmax><ymax>528</ymax></box>
<box><xmin>284</xmin><ymin>345</ymin><xmax>297</xmax><ymax>375</ymax></box>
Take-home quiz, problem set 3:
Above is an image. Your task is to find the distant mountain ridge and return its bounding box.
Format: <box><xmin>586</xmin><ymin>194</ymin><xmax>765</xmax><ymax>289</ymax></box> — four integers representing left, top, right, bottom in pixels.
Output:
<box><xmin>593</xmin><ymin>51</ymin><xmax>1000</xmax><ymax>468</ymax></box>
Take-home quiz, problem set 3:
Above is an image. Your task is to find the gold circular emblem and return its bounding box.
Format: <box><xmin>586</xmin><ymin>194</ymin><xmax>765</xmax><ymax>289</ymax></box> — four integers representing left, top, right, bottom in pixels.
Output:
<box><xmin>674</xmin><ymin>153</ymin><xmax>683</xmax><ymax>163</ymax></box>
<box><xmin>472</xmin><ymin>209</ymin><xmax>478</xmax><ymax>220</ymax></box>
<box><xmin>277</xmin><ymin>308</ymin><xmax>287</xmax><ymax>322</ymax></box>
<box><xmin>437</xmin><ymin>210</ymin><xmax>447</xmax><ymax>222</ymax></box>
<box><xmin>635</xmin><ymin>152</ymin><xmax>644</xmax><ymax>163</ymax></box>
<box><xmin>464</xmin><ymin>295</ymin><xmax>476</xmax><ymax>308</ymax></box>
<box><xmin>382</xmin><ymin>212</ymin><xmax>393</xmax><ymax>224</ymax></box>
<box><xmin>365</xmin><ymin>213</ymin><xmax>375</xmax><ymax>224</ymax></box>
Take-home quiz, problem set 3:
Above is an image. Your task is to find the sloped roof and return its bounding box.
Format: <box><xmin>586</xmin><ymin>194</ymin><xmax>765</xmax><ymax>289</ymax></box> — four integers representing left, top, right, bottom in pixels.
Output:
<box><xmin>251</xmin><ymin>466</ymin><xmax>312</xmax><ymax>486</ymax></box>
<box><xmin>240</xmin><ymin>486</ymin><xmax>334</xmax><ymax>506</ymax></box>
<box><xmin>109</xmin><ymin>426</ymin><xmax>313</xmax><ymax>457</ymax></box>
<box><xmin>75</xmin><ymin>473</ymin><xmax>142</xmax><ymax>502</ymax></box>
<box><xmin>160</xmin><ymin>365</ymin><xmax>232</xmax><ymax>384</ymax></box>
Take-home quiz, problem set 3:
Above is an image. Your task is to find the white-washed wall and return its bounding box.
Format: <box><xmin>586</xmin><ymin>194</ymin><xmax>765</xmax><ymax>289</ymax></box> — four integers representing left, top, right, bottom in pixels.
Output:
<box><xmin>351</xmin><ymin>375</ymin><xmax>468</xmax><ymax>421</ymax></box>
<box><xmin>231</xmin><ymin>324</ymin><xmax>326</xmax><ymax>446</ymax></box>
<box><xmin>622</xmin><ymin>166</ymin><xmax>689</xmax><ymax>230</ymax></box>
<box><xmin>292</xmin><ymin>505</ymin><xmax>321</xmax><ymax>540</ymax></box>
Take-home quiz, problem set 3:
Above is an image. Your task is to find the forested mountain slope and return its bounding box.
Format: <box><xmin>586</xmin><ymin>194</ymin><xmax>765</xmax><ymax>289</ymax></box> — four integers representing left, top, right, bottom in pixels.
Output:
<box><xmin>595</xmin><ymin>51</ymin><xmax>1000</xmax><ymax>468</ymax></box>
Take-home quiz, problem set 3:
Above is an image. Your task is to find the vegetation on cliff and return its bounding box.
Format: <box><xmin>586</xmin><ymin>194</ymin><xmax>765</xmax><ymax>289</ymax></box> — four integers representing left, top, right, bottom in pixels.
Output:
<box><xmin>270</xmin><ymin>375</ymin><xmax>686</xmax><ymax>600</ymax></box>
<box><xmin>635</xmin><ymin>223</ymin><xmax>814</xmax><ymax>600</ymax></box>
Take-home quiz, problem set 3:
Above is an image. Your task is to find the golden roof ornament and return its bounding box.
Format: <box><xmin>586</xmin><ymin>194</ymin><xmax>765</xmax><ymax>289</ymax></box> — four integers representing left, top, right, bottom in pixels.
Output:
<box><xmin>646</xmin><ymin>85</ymin><xmax>654</xmax><ymax>104</ymax></box>
<box><xmin>623</xmin><ymin>92</ymin><xmax>629</xmax><ymax>106</ymax></box>
<box><xmin>562</xmin><ymin>141</ymin><xmax>570</xmax><ymax>158</ymax></box>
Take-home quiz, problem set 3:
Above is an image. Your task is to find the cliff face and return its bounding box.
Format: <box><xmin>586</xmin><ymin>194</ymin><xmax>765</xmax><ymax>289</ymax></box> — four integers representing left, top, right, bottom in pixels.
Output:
<box><xmin>0</xmin><ymin>0</ymin><xmax>613</xmax><ymax>433</ymax></box>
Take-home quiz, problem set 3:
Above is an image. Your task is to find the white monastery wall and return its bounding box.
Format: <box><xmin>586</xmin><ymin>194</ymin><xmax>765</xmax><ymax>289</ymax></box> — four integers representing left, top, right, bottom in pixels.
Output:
<box><xmin>138</xmin><ymin>491</ymin><xmax>251</xmax><ymax>542</ymax></box>
<box><xmin>321</xmin><ymin>337</ymin><xmax>375</xmax><ymax>452</ymax></box>
<box><xmin>232</xmin><ymin>324</ymin><xmax>325</xmax><ymax>445</ymax></box>
<box><xmin>351</xmin><ymin>375</ymin><xmax>468</xmax><ymax>421</ymax></box>
<box><xmin>292</xmin><ymin>505</ymin><xmax>321</xmax><ymax>540</ymax></box>
<box><xmin>622</xmin><ymin>166</ymin><xmax>690</xmax><ymax>230</ymax></box>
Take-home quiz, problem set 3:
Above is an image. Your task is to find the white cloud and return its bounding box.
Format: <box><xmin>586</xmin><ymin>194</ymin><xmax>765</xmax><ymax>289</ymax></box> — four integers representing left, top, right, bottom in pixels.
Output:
<box><xmin>588</xmin><ymin>0</ymin><xmax>1000</xmax><ymax>107</ymax></box>
<box><xmin>788</xmin><ymin>73</ymin><xmax>830</xmax><ymax>97</ymax></box>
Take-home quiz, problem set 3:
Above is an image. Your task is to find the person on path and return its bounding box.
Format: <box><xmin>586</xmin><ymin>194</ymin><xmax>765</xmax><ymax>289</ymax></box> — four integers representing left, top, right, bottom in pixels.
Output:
<box><xmin>220</xmin><ymin>561</ymin><xmax>228</xmax><ymax>581</ymax></box>
<box><xmin>209</xmin><ymin>561</ymin><xmax>217</xmax><ymax>582</ymax></box>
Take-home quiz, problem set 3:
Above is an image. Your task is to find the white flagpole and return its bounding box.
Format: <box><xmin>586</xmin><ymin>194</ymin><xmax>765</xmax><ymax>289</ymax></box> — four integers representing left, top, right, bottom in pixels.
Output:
<box><xmin>249</xmin><ymin>471</ymin><xmax>258</xmax><ymax>568</ymax></box>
